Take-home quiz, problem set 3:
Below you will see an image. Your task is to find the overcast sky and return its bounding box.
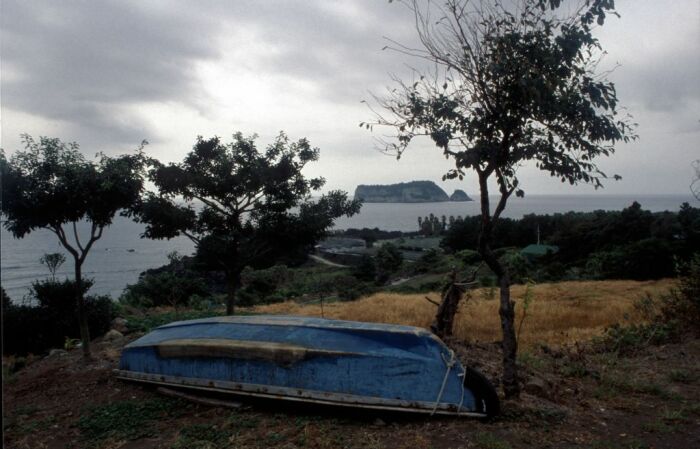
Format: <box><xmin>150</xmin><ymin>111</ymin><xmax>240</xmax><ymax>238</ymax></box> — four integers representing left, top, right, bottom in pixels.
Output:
<box><xmin>2</xmin><ymin>0</ymin><xmax>698</xmax><ymax>196</ymax></box>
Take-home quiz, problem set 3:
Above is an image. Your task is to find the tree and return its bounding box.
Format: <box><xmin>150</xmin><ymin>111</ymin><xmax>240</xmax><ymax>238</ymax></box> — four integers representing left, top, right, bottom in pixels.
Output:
<box><xmin>375</xmin><ymin>243</ymin><xmax>404</xmax><ymax>283</ymax></box>
<box><xmin>1</xmin><ymin>135</ymin><xmax>145</xmax><ymax>357</ymax></box>
<box><xmin>40</xmin><ymin>253</ymin><xmax>66</xmax><ymax>281</ymax></box>
<box><xmin>365</xmin><ymin>0</ymin><xmax>636</xmax><ymax>397</ymax></box>
<box><xmin>134</xmin><ymin>132</ymin><xmax>360</xmax><ymax>314</ymax></box>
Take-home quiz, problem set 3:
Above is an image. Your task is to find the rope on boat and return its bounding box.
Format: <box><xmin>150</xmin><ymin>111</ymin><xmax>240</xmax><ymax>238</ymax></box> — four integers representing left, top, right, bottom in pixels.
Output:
<box><xmin>431</xmin><ymin>348</ymin><xmax>464</xmax><ymax>415</ymax></box>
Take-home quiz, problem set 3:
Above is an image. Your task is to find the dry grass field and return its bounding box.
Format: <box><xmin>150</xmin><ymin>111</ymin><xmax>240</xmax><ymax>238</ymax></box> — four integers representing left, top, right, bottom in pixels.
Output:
<box><xmin>252</xmin><ymin>279</ymin><xmax>676</xmax><ymax>348</ymax></box>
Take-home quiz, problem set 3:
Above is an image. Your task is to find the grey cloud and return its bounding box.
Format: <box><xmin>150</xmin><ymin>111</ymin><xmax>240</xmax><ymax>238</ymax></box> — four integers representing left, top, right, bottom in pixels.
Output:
<box><xmin>2</xmin><ymin>0</ymin><xmax>698</xmax><ymax>195</ymax></box>
<box><xmin>1</xmin><ymin>0</ymin><xmax>223</xmax><ymax>147</ymax></box>
<box><xmin>616</xmin><ymin>46</ymin><xmax>700</xmax><ymax>114</ymax></box>
<box><xmin>209</xmin><ymin>0</ymin><xmax>422</xmax><ymax>103</ymax></box>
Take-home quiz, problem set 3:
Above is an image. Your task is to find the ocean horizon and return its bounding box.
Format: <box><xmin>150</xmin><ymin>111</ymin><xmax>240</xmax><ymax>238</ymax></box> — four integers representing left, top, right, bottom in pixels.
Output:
<box><xmin>1</xmin><ymin>193</ymin><xmax>695</xmax><ymax>302</ymax></box>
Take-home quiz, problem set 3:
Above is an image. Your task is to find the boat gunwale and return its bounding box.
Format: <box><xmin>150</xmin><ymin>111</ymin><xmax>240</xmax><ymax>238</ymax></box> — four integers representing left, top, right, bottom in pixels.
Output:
<box><xmin>114</xmin><ymin>369</ymin><xmax>484</xmax><ymax>418</ymax></box>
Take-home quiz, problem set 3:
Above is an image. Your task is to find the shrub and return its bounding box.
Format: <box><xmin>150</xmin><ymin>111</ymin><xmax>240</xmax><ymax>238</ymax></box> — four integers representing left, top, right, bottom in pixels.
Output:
<box><xmin>375</xmin><ymin>243</ymin><xmax>403</xmax><ymax>283</ymax></box>
<box><xmin>335</xmin><ymin>275</ymin><xmax>375</xmax><ymax>301</ymax></box>
<box><xmin>456</xmin><ymin>249</ymin><xmax>481</xmax><ymax>265</ymax></box>
<box><xmin>414</xmin><ymin>249</ymin><xmax>445</xmax><ymax>274</ymax></box>
<box><xmin>3</xmin><ymin>279</ymin><xmax>114</xmax><ymax>356</ymax></box>
<box><xmin>596</xmin><ymin>322</ymin><xmax>679</xmax><ymax>355</ymax></box>
<box><xmin>499</xmin><ymin>250</ymin><xmax>531</xmax><ymax>284</ymax></box>
<box><xmin>586</xmin><ymin>239</ymin><xmax>675</xmax><ymax>280</ymax></box>
<box><xmin>120</xmin><ymin>271</ymin><xmax>209</xmax><ymax>308</ymax></box>
<box><xmin>596</xmin><ymin>254</ymin><xmax>700</xmax><ymax>354</ymax></box>
<box><xmin>656</xmin><ymin>255</ymin><xmax>700</xmax><ymax>330</ymax></box>
<box><xmin>237</xmin><ymin>265</ymin><xmax>289</xmax><ymax>306</ymax></box>
<box><xmin>351</xmin><ymin>255</ymin><xmax>377</xmax><ymax>282</ymax></box>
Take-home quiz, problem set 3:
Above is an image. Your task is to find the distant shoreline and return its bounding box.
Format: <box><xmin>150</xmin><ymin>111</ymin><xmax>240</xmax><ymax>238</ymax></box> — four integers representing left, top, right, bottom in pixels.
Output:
<box><xmin>1</xmin><ymin>193</ymin><xmax>695</xmax><ymax>300</ymax></box>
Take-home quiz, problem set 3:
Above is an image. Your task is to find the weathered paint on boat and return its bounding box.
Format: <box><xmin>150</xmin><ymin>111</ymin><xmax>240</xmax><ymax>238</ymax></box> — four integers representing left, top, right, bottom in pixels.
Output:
<box><xmin>115</xmin><ymin>315</ymin><xmax>496</xmax><ymax>417</ymax></box>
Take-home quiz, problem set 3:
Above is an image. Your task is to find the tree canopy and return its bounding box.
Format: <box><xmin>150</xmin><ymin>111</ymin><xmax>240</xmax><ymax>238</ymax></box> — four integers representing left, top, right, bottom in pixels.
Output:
<box><xmin>1</xmin><ymin>135</ymin><xmax>146</xmax><ymax>356</ymax></box>
<box><xmin>367</xmin><ymin>0</ymin><xmax>636</xmax><ymax>398</ymax></box>
<box><xmin>134</xmin><ymin>132</ymin><xmax>361</xmax><ymax>314</ymax></box>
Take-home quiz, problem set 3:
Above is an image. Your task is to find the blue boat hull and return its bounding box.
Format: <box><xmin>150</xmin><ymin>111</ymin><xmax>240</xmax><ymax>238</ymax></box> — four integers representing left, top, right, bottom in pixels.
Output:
<box><xmin>116</xmin><ymin>315</ymin><xmax>498</xmax><ymax>417</ymax></box>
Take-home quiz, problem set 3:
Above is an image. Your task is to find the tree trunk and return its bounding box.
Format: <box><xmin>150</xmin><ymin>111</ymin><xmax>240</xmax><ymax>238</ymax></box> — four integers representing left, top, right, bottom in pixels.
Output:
<box><xmin>477</xmin><ymin>172</ymin><xmax>520</xmax><ymax>398</ymax></box>
<box><xmin>74</xmin><ymin>262</ymin><xmax>92</xmax><ymax>358</ymax></box>
<box><xmin>431</xmin><ymin>270</ymin><xmax>464</xmax><ymax>339</ymax></box>
<box><xmin>225</xmin><ymin>271</ymin><xmax>241</xmax><ymax>315</ymax></box>
<box><xmin>497</xmin><ymin>270</ymin><xmax>518</xmax><ymax>398</ymax></box>
<box><xmin>480</xmin><ymin>246</ymin><xmax>519</xmax><ymax>398</ymax></box>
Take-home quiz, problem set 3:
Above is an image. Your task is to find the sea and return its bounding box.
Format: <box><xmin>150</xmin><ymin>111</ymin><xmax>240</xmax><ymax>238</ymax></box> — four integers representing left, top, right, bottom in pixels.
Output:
<box><xmin>1</xmin><ymin>194</ymin><xmax>694</xmax><ymax>302</ymax></box>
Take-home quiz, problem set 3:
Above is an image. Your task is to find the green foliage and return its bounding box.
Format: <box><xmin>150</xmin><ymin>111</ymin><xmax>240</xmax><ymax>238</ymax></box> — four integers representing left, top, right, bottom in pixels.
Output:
<box><xmin>1</xmin><ymin>135</ymin><xmax>146</xmax><ymax>354</ymax></box>
<box><xmin>237</xmin><ymin>265</ymin><xmax>290</xmax><ymax>306</ymax></box>
<box><xmin>1</xmin><ymin>135</ymin><xmax>145</xmax><ymax>238</ymax></box>
<box><xmin>596</xmin><ymin>256</ymin><xmax>700</xmax><ymax>355</ymax></box>
<box><xmin>500</xmin><ymin>250</ymin><xmax>531</xmax><ymax>284</ymax></box>
<box><xmin>339</xmin><ymin>227</ymin><xmax>404</xmax><ymax>244</ymax></box>
<box><xmin>78</xmin><ymin>398</ymin><xmax>187</xmax><ymax>446</ymax></box>
<box><xmin>479</xmin><ymin>276</ymin><xmax>497</xmax><ymax>300</ymax></box>
<box><xmin>335</xmin><ymin>275</ymin><xmax>376</xmax><ymax>301</ymax></box>
<box><xmin>586</xmin><ymin>239</ymin><xmax>675</xmax><ymax>280</ymax></box>
<box><xmin>39</xmin><ymin>253</ymin><xmax>66</xmax><ymax>280</ymax></box>
<box><xmin>3</xmin><ymin>279</ymin><xmax>113</xmax><ymax>355</ymax></box>
<box><xmin>457</xmin><ymin>249</ymin><xmax>482</xmax><ymax>265</ymax></box>
<box><xmin>636</xmin><ymin>255</ymin><xmax>700</xmax><ymax>330</ymax></box>
<box><xmin>441</xmin><ymin>203</ymin><xmax>696</xmax><ymax>282</ymax></box>
<box><xmin>370</xmin><ymin>0</ymin><xmax>635</xmax><ymax>191</ymax></box>
<box><xmin>234</xmin><ymin>264</ymin><xmax>376</xmax><ymax>304</ymax></box>
<box><xmin>387</xmin><ymin>273</ymin><xmax>445</xmax><ymax>294</ymax></box>
<box><xmin>133</xmin><ymin>132</ymin><xmax>360</xmax><ymax>312</ymax></box>
<box><xmin>675</xmin><ymin>254</ymin><xmax>700</xmax><ymax>323</ymax></box>
<box><xmin>597</xmin><ymin>323</ymin><xmax>679</xmax><ymax>356</ymax></box>
<box><xmin>352</xmin><ymin>254</ymin><xmax>377</xmax><ymax>282</ymax></box>
<box><xmin>375</xmin><ymin>243</ymin><xmax>404</xmax><ymax>283</ymax></box>
<box><xmin>413</xmin><ymin>248</ymin><xmax>447</xmax><ymax>274</ymax></box>
<box><xmin>121</xmin><ymin>270</ymin><xmax>210</xmax><ymax>308</ymax></box>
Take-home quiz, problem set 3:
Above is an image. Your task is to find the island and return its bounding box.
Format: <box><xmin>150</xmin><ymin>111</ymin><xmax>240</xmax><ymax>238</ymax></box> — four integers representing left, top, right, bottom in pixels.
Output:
<box><xmin>354</xmin><ymin>180</ymin><xmax>453</xmax><ymax>203</ymax></box>
<box><xmin>449</xmin><ymin>189</ymin><xmax>473</xmax><ymax>202</ymax></box>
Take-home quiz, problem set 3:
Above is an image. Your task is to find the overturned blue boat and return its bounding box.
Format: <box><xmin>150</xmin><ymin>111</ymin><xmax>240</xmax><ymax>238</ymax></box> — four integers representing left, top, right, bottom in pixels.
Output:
<box><xmin>115</xmin><ymin>315</ymin><xmax>499</xmax><ymax>417</ymax></box>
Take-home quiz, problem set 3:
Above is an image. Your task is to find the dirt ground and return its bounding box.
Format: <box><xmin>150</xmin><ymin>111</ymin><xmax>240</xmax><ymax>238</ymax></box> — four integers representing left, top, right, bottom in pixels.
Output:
<box><xmin>4</xmin><ymin>328</ymin><xmax>699</xmax><ymax>449</ymax></box>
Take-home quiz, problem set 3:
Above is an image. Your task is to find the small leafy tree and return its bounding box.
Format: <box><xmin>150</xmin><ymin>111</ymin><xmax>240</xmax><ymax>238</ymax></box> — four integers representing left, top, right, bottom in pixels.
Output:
<box><xmin>40</xmin><ymin>252</ymin><xmax>66</xmax><ymax>281</ymax></box>
<box><xmin>366</xmin><ymin>0</ymin><xmax>636</xmax><ymax>396</ymax></box>
<box><xmin>1</xmin><ymin>135</ymin><xmax>145</xmax><ymax>357</ymax></box>
<box><xmin>134</xmin><ymin>132</ymin><xmax>360</xmax><ymax>314</ymax></box>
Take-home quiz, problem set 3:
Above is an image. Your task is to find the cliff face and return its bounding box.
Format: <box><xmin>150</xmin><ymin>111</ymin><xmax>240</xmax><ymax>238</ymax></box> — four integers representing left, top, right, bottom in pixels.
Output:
<box><xmin>354</xmin><ymin>181</ymin><xmax>449</xmax><ymax>203</ymax></box>
<box><xmin>449</xmin><ymin>189</ymin><xmax>473</xmax><ymax>202</ymax></box>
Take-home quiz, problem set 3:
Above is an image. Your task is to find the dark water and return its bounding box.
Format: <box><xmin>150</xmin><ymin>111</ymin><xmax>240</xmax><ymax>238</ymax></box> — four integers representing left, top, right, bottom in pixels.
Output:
<box><xmin>1</xmin><ymin>194</ymin><xmax>693</xmax><ymax>301</ymax></box>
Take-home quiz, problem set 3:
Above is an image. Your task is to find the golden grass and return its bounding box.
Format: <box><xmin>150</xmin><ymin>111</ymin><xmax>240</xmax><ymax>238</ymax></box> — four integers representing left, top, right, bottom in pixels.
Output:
<box><xmin>251</xmin><ymin>279</ymin><xmax>676</xmax><ymax>348</ymax></box>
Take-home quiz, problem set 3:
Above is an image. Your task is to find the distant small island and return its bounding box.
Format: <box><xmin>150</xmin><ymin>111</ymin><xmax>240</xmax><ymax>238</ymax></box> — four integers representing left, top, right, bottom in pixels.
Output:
<box><xmin>354</xmin><ymin>181</ymin><xmax>472</xmax><ymax>203</ymax></box>
<box><xmin>449</xmin><ymin>189</ymin><xmax>473</xmax><ymax>202</ymax></box>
